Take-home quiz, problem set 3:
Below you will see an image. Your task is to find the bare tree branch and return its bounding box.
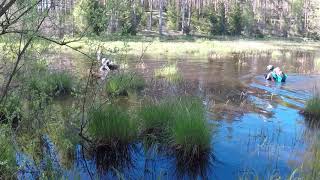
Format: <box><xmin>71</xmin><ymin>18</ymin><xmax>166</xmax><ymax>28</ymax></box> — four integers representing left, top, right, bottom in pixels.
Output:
<box><xmin>0</xmin><ymin>0</ymin><xmax>17</xmax><ymax>18</ymax></box>
<box><xmin>0</xmin><ymin>12</ymin><xmax>47</xmax><ymax>103</ymax></box>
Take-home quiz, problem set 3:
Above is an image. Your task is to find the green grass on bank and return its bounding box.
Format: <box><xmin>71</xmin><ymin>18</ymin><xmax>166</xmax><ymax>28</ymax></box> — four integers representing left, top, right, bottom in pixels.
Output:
<box><xmin>60</xmin><ymin>35</ymin><xmax>320</xmax><ymax>58</ymax></box>
<box><xmin>1</xmin><ymin>35</ymin><xmax>319</xmax><ymax>61</ymax></box>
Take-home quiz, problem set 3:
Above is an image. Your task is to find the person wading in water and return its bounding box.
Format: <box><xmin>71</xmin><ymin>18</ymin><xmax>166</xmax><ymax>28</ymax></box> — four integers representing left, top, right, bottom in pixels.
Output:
<box><xmin>265</xmin><ymin>65</ymin><xmax>287</xmax><ymax>82</ymax></box>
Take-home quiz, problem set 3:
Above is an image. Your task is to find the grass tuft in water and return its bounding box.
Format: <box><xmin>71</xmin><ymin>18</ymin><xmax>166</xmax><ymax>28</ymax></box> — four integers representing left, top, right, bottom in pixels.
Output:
<box><xmin>106</xmin><ymin>72</ymin><xmax>145</xmax><ymax>96</ymax></box>
<box><xmin>27</xmin><ymin>71</ymin><xmax>74</xmax><ymax>97</ymax></box>
<box><xmin>154</xmin><ymin>64</ymin><xmax>182</xmax><ymax>82</ymax></box>
<box><xmin>88</xmin><ymin>105</ymin><xmax>138</xmax><ymax>144</ymax></box>
<box><xmin>304</xmin><ymin>90</ymin><xmax>320</xmax><ymax>120</ymax></box>
<box><xmin>88</xmin><ymin>104</ymin><xmax>138</xmax><ymax>171</ymax></box>
<box><xmin>138</xmin><ymin>99</ymin><xmax>174</xmax><ymax>135</ymax></box>
<box><xmin>139</xmin><ymin>96</ymin><xmax>213</xmax><ymax>167</ymax></box>
<box><xmin>170</xmin><ymin>97</ymin><xmax>211</xmax><ymax>159</ymax></box>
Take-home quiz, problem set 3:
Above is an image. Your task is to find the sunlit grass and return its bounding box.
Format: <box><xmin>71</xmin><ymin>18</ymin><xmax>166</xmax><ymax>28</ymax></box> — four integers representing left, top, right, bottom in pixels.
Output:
<box><xmin>106</xmin><ymin>72</ymin><xmax>145</xmax><ymax>96</ymax></box>
<box><xmin>154</xmin><ymin>64</ymin><xmax>182</xmax><ymax>82</ymax></box>
<box><xmin>170</xmin><ymin>97</ymin><xmax>211</xmax><ymax>158</ymax></box>
<box><xmin>61</xmin><ymin>37</ymin><xmax>320</xmax><ymax>59</ymax></box>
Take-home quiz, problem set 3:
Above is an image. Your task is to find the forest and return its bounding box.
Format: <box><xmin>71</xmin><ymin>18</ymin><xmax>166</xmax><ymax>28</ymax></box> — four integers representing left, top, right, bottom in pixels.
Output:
<box><xmin>37</xmin><ymin>0</ymin><xmax>320</xmax><ymax>39</ymax></box>
<box><xmin>1</xmin><ymin>0</ymin><xmax>320</xmax><ymax>179</ymax></box>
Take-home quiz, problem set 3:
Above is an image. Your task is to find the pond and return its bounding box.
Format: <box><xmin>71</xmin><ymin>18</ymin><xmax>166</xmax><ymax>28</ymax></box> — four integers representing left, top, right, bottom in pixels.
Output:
<box><xmin>18</xmin><ymin>49</ymin><xmax>320</xmax><ymax>179</ymax></box>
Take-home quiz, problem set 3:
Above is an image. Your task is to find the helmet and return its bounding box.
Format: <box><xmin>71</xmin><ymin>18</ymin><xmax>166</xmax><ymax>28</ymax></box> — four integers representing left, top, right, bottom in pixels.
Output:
<box><xmin>267</xmin><ymin>65</ymin><xmax>274</xmax><ymax>71</ymax></box>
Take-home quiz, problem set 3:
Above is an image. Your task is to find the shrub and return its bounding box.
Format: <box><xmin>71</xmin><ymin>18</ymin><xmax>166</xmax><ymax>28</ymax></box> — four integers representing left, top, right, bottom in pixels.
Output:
<box><xmin>0</xmin><ymin>93</ymin><xmax>22</xmax><ymax>129</ymax></box>
<box><xmin>73</xmin><ymin>0</ymin><xmax>107</xmax><ymax>35</ymax></box>
<box><xmin>106</xmin><ymin>72</ymin><xmax>145</xmax><ymax>96</ymax></box>
<box><xmin>0</xmin><ymin>126</ymin><xmax>16</xmax><ymax>178</ymax></box>
<box><xmin>88</xmin><ymin>105</ymin><xmax>138</xmax><ymax>144</ymax></box>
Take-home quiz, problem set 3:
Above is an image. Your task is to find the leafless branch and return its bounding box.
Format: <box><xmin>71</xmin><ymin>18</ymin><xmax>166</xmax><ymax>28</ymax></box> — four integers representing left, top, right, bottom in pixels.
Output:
<box><xmin>0</xmin><ymin>11</ymin><xmax>48</xmax><ymax>104</ymax></box>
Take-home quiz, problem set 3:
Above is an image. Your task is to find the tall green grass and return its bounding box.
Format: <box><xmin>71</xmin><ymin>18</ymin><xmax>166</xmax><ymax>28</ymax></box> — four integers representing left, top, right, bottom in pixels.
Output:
<box><xmin>305</xmin><ymin>95</ymin><xmax>320</xmax><ymax>120</ymax></box>
<box><xmin>139</xmin><ymin>97</ymin><xmax>212</xmax><ymax>161</ymax></box>
<box><xmin>88</xmin><ymin>105</ymin><xmax>138</xmax><ymax>143</ymax></box>
<box><xmin>27</xmin><ymin>71</ymin><xmax>74</xmax><ymax>96</ymax></box>
<box><xmin>106</xmin><ymin>72</ymin><xmax>145</xmax><ymax>96</ymax></box>
<box><xmin>170</xmin><ymin>98</ymin><xmax>211</xmax><ymax>158</ymax></box>
<box><xmin>154</xmin><ymin>64</ymin><xmax>182</xmax><ymax>82</ymax></box>
<box><xmin>138</xmin><ymin>100</ymin><xmax>175</xmax><ymax>135</ymax></box>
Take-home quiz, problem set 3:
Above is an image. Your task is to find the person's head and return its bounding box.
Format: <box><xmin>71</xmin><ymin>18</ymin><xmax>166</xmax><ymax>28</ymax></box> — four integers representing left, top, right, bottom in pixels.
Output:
<box><xmin>266</xmin><ymin>65</ymin><xmax>274</xmax><ymax>71</ymax></box>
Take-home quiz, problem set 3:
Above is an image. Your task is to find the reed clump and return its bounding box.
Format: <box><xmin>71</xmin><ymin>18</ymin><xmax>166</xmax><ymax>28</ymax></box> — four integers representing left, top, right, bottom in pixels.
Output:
<box><xmin>27</xmin><ymin>71</ymin><xmax>74</xmax><ymax>97</ymax></box>
<box><xmin>106</xmin><ymin>72</ymin><xmax>145</xmax><ymax>96</ymax></box>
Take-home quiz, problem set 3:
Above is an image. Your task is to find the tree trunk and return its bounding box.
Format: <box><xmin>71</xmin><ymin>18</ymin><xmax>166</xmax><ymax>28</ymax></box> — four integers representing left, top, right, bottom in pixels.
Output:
<box><xmin>159</xmin><ymin>0</ymin><xmax>163</xmax><ymax>35</ymax></box>
<box><xmin>187</xmin><ymin>0</ymin><xmax>191</xmax><ymax>31</ymax></box>
<box><xmin>149</xmin><ymin>0</ymin><xmax>153</xmax><ymax>30</ymax></box>
<box><xmin>181</xmin><ymin>0</ymin><xmax>186</xmax><ymax>34</ymax></box>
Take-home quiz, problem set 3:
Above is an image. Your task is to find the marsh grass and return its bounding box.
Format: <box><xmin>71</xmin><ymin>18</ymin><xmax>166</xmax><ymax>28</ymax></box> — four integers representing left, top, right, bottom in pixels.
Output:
<box><xmin>303</xmin><ymin>141</ymin><xmax>320</xmax><ymax>180</ymax></box>
<box><xmin>154</xmin><ymin>64</ymin><xmax>182</xmax><ymax>82</ymax></box>
<box><xmin>106</xmin><ymin>72</ymin><xmax>145</xmax><ymax>96</ymax></box>
<box><xmin>170</xmin><ymin>97</ymin><xmax>212</xmax><ymax>160</ymax></box>
<box><xmin>138</xmin><ymin>99</ymin><xmax>175</xmax><ymax>135</ymax></box>
<box><xmin>27</xmin><ymin>71</ymin><xmax>74</xmax><ymax>97</ymax></box>
<box><xmin>88</xmin><ymin>105</ymin><xmax>138</xmax><ymax>144</ymax></box>
<box><xmin>88</xmin><ymin>105</ymin><xmax>138</xmax><ymax>171</ymax></box>
<box><xmin>139</xmin><ymin>96</ymin><xmax>213</xmax><ymax>173</ymax></box>
<box><xmin>64</xmin><ymin>37</ymin><xmax>320</xmax><ymax>59</ymax></box>
<box><xmin>304</xmin><ymin>87</ymin><xmax>320</xmax><ymax>120</ymax></box>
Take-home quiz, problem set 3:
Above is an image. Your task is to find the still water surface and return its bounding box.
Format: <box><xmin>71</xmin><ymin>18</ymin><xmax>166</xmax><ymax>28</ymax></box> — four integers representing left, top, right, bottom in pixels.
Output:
<box><xmin>20</xmin><ymin>50</ymin><xmax>320</xmax><ymax>179</ymax></box>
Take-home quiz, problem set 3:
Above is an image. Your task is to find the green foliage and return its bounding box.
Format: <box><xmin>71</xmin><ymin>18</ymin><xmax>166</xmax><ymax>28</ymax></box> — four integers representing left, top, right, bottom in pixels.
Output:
<box><xmin>27</xmin><ymin>71</ymin><xmax>74</xmax><ymax>97</ymax></box>
<box><xmin>88</xmin><ymin>105</ymin><xmax>138</xmax><ymax>143</ymax></box>
<box><xmin>167</xmin><ymin>3</ymin><xmax>180</xmax><ymax>31</ymax></box>
<box><xmin>211</xmin><ymin>3</ymin><xmax>227</xmax><ymax>35</ymax></box>
<box><xmin>0</xmin><ymin>126</ymin><xmax>16</xmax><ymax>179</ymax></box>
<box><xmin>139</xmin><ymin>96</ymin><xmax>212</xmax><ymax>158</ymax></box>
<box><xmin>139</xmin><ymin>99</ymin><xmax>175</xmax><ymax>134</ymax></box>
<box><xmin>73</xmin><ymin>0</ymin><xmax>107</xmax><ymax>35</ymax></box>
<box><xmin>229</xmin><ymin>3</ymin><xmax>242</xmax><ymax>35</ymax></box>
<box><xmin>241</xmin><ymin>3</ymin><xmax>255</xmax><ymax>36</ymax></box>
<box><xmin>305</xmin><ymin>94</ymin><xmax>320</xmax><ymax>119</ymax></box>
<box><xmin>0</xmin><ymin>92</ymin><xmax>22</xmax><ymax>121</ymax></box>
<box><xmin>154</xmin><ymin>64</ymin><xmax>182</xmax><ymax>82</ymax></box>
<box><xmin>106</xmin><ymin>72</ymin><xmax>145</xmax><ymax>96</ymax></box>
<box><xmin>170</xmin><ymin>97</ymin><xmax>211</xmax><ymax>156</ymax></box>
<box><xmin>192</xmin><ymin>8</ymin><xmax>212</xmax><ymax>35</ymax></box>
<box><xmin>292</xmin><ymin>0</ymin><xmax>305</xmax><ymax>34</ymax></box>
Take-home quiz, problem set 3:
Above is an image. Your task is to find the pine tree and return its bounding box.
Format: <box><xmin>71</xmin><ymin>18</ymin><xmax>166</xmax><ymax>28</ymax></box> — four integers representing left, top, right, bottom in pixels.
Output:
<box><xmin>229</xmin><ymin>3</ymin><xmax>242</xmax><ymax>35</ymax></box>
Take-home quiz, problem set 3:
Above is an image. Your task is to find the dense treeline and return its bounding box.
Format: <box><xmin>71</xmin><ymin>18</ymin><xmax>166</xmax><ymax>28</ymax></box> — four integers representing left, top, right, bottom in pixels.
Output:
<box><xmin>36</xmin><ymin>0</ymin><xmax>320</xmax><ymax>39</ymax></box>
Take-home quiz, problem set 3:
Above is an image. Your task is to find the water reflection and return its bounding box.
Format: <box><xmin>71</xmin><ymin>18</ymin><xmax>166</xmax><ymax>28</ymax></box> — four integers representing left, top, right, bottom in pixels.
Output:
<box><xmin>57</xmin><ymin>50</ymin><xmax>320</xmax><ymax>179</ymax></box>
